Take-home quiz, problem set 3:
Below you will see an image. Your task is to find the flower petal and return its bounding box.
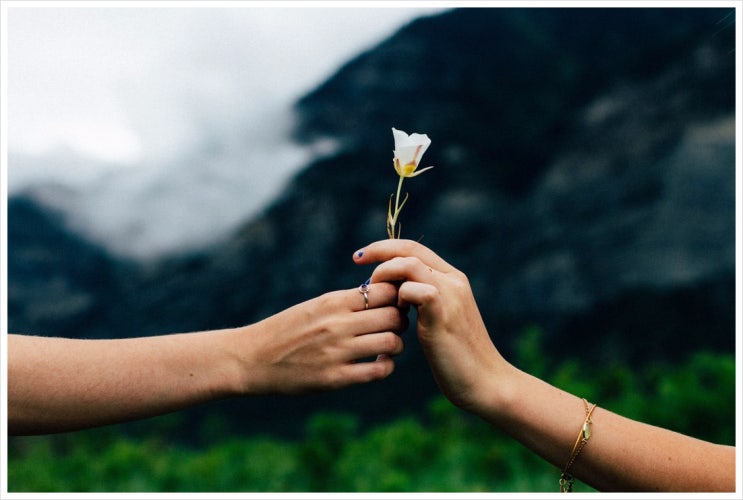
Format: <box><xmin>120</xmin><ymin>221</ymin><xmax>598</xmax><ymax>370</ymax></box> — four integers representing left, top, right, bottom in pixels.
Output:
<box><xmin>392</xmin><ymin>127</ymin><xmax>411</xmax><ymax>147</ymax></box>
<box><xmin>392</xmin><ymin>128</ymin><xmax>431</xmax><ymax>153</ymax></box>
<box><xmin>394</xmin><ymin>145</ymin><xmax>424</xmax><ymax>167</ymax></box>
<box><xmin>406</xmin><ymin>165</ymin><xmax>435</xmax><ymax>177</ymax></box>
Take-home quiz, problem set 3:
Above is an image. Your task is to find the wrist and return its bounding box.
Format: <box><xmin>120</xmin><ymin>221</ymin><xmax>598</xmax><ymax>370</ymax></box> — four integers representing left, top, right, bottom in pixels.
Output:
<box><xmin>216</xmin><ymin>325</ymin><xmax>268</xmax><ymax>397</ymax></box>
<box><xmin>467</xmin><ymin>359</ymin><xmax>523</xmax><ymax>424</ymax></box>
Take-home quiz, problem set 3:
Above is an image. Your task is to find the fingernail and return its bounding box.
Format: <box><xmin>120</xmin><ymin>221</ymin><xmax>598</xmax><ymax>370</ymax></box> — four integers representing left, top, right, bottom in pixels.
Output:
<box><xmin>355</xmin><ymin>250</ymin><xmax>364</xmax><ymax>258</ymax></box>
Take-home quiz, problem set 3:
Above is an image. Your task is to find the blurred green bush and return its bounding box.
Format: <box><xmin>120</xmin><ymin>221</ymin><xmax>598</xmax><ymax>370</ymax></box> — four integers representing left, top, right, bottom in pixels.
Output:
<box><xmin>7</xmin><ymin>329</ymin><xmax>736</xmax><ymax>492</ymax></box>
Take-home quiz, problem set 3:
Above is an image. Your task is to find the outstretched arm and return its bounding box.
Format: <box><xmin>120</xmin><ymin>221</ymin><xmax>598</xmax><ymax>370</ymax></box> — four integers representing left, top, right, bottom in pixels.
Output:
<box><xmin>354</xmin><ymin>239</ymin><xmax>735</xmax><ymax>492</ymax></box>
<box><xmin>8</xmin><ymin>283</ymin><xmax>406</xmax><ymax>435</ymax></box>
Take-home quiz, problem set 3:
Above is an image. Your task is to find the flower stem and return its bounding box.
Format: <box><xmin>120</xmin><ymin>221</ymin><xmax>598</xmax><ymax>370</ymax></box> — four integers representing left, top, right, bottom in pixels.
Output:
<box><xmin>388</xmin><ymin>176</ymin><xmax>406</xmax><ymax>239</ymax></box>
<box><xmin>394</xmin><ymin>176</ymin><xmax>404</xmax><ymax>222</ymax></box>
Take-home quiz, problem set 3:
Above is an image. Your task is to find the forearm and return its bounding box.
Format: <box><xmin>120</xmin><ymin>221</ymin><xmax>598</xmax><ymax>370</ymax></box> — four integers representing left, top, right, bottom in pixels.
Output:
<box><xmin>8</xmin><ymin>331</ymin><xmax>244</xmax><ymax>435</ymax></box>
<box><xmin>479</xmin><ymin>365</ymin><xmax>736</xmax><ymax>492</ymax></box>
<box><xmin>8</xmin><ymin>285</ymin><xmax>405</xmax><ymax>435</ymax></box>
<box><xmin>356</xmin><ymin>239</ymin><xmax>737</xmax><ymax>492</ymax></box>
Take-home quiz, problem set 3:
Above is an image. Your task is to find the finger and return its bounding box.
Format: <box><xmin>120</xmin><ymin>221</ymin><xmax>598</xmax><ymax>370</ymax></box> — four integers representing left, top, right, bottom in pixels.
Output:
<box><xmin>353</xmin><ymin>239</ymin><xmax>457</xmax><ymax>273</ymax></box>
<box><xmin>343</xmin><ymin>281</ymin><xmax>399</xmax><ymax>312</ymax></box>
<box><xmin>349</xmin><ymin>331</ymin><xmax>404</xmax><ymax>359</ymax></box>
<box><xmin>346</xmin><ymin>306</ymin><xmax>408</xmax><ymax>336</ymax></box>
<box><xmin>337</xmin><ymin>356</ymin><xmax>396</xmax><ymax>384</ymax></box>
<box><xmin>397</xmin><ymin>280</ymin><xmax>440</xmax><ymax>309</ymax></box>
<box><xmin>369</xmin><ymin>256</ymin><xmax>439</xmax><ymax>289</ymax></box>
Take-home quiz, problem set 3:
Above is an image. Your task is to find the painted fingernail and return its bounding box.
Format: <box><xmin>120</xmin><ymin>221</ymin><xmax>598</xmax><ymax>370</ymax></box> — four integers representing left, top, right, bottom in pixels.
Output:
<box><xmin>355</xmin><ymin>250</ymin><xmax>364</xmax><ymax>258</ymax></box>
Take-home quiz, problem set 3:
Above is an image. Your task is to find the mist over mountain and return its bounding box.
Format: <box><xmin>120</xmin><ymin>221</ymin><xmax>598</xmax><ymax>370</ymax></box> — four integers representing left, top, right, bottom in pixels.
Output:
<box><xmin>7</xmin><ymin>7</ymin><xmax>737</xmax><ymax>439</ymax></box>
<box><xmin>7</xmin><ymin>7</ymin><xmax>445</xmax><ymax>258</ymax></box>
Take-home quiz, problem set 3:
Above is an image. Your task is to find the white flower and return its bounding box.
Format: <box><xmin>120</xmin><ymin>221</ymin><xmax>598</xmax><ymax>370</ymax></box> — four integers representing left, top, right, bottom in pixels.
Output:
<box><xmin>387</xmin><ymin>127</ymin><xmax>434</xmax><ymax>238</ymax></box>
<box><xmin>392</xmin><ymin>127</ymin><xmax>435</xmax><ymax>178</ymax></box>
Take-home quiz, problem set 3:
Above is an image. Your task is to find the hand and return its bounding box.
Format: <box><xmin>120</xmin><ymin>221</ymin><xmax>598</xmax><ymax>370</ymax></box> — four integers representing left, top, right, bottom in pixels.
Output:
<box><xmin>354</xmin><ymin>239</ymin><xmax>507</xmax><ymax>412</ymax></box>
<box><xmin>353</xmin><ymin>240</ymin><xmax>737</xmax><ymax>494</ymax></box>
<box><xmin>8</xmin><ymin>282</ymin><xmax>408</xmax><ymax>434</ymax></box>
<box><xmin>240</xmin><ymin>282</ymin><xmax>408</xmax><ymax>396</ymax></box>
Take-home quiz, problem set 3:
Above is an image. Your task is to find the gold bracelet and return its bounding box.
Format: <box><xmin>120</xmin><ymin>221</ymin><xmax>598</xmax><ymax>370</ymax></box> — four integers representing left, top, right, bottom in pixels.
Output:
<box><xmin>559</xmin><ymin>398</ymin><xmax>597</xmax><ymax>492</ymax></box>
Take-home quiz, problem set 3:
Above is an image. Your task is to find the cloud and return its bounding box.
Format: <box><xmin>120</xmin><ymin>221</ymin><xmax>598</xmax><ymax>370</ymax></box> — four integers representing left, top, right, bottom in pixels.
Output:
<box><xmin>5</xmin><ymin>5</ymin><xmax>446</xmax><ymax>256</ymax></box>
<box><xmin>8</xmin><ymin>6</ymin><xmax>444</xmax><ymax>172</ymax></box>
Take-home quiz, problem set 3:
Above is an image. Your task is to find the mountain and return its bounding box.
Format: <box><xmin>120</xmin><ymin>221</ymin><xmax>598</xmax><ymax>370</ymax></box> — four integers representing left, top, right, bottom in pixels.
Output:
<box><xmin>7</xmin><ymin>7</ymin><xmax>737</xmax><ymax>439</ymax></box>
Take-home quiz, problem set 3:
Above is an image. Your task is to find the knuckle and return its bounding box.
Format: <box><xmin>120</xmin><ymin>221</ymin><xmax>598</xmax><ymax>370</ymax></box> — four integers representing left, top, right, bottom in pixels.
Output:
<box><xmin>387</xmin><ymin>307</ymin><xmax>408</xmax><ymax>331</ymax></box>
<box><xmin>418</xmin><ymin>284</ymin><xmax>439</xmax><ymax>303</ymax></box>
<box><xmin>400</xmin><ymin>239</ymin><xmax>418</xmax><ymax>253</ymax></box>
<box><xmin>451</xmin><ymin>270</ymin><xmax>471</xmax><ymax>290</ymax></box>
<box><xmin>366</xmin><ymin>360</ymin><xmax>393</xmax><ymax>381</ymax></box>
<box><xmin>452</xmin><ymin>268</ymin><xmax>469</xmax><ymax>283</ymax></box>
<box><xmin>379</xmin><ymin>332</ymin><xmax>401</xmax><ymax>353</ymax></box>
<box><xmin>392</xmin><ymin>255</ymin><xmax>418</xmax><ymax>268</ymax></box>
<box><xmin>404</xmin><ymin>256</ymin><xmax>422</xmax><ymax>267</ymax></box>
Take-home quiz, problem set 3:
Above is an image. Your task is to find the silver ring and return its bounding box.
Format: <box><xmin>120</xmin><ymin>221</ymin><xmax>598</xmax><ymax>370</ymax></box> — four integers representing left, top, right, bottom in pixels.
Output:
<box><xmin>359</xmin><ymin>282</ymin><xmax>370</xmax><ymax>310</ymax></box>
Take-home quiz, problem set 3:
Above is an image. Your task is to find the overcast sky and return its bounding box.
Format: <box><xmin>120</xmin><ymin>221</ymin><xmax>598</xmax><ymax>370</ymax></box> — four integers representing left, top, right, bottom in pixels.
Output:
<box><xmin>2</xmin><ymin>4</ymin><xmax>449</xmax><ymax>255</ymax></box>
<box><xmin>5</xmin><ymin>4</ymin><xmax>447</xmax><ymax>188</ymax></box>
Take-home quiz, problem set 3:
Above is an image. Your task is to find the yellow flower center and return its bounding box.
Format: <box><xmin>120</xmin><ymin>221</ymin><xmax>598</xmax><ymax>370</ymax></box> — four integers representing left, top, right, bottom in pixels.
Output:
<box><xmin>400</xmin><ymin>162</ymin><xmax>418</xmax><ymax>177</ymax></box>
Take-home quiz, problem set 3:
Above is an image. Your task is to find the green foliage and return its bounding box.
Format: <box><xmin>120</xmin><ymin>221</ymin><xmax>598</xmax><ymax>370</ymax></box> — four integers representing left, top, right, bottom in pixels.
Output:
<box><xmin>8</xmin><ymin>329</ymin><xmax>736</xmax><ymax>493</ymax></box>
<box><xmin>299</xmin><ymin>412</ymin><xmax>359</xmax><ymax>490</ymax></box>
<box><xmin>642</xmin><ymin>351</ymin><xmax>736</xmax><ymax>444</ymax></box>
